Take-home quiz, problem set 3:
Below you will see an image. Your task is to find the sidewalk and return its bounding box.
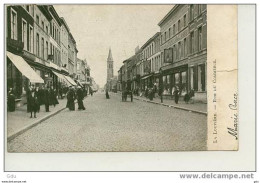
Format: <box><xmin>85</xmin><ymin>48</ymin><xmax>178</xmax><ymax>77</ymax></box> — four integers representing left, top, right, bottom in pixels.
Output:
<box><xmin>115</xmin><ymin>92</ymin><xmax>207</xmax><ymax>115</ymax></box>
<box><xmin>7</xmin><ymin>98</ymin><xmax>68</xmax><ymax>142</ymax></box>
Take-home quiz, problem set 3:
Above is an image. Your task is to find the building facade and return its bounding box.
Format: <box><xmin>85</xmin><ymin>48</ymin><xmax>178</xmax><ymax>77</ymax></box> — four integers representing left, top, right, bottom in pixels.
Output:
<box><xmin>60</xmin><ymin>17</ymin><xmax>69</xmax><ymax>74</ymax></box>
<box><xmin>158</xmin><ymin>4</ymin><xmax>207</xmax><ymax>102</ymax></box>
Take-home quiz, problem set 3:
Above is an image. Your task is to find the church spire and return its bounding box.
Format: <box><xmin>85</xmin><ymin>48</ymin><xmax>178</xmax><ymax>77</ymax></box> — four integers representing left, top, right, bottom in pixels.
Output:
<box><xmin>107</xmin><ymin>47</ymin><xmax>113</xmax><ymax>62</ymax></box>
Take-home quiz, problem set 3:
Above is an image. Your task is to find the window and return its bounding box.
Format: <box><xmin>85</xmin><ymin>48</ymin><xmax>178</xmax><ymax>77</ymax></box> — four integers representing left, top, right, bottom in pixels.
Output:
<box><xmin>198</xmin><ymin>64</ymin><xmax>206</xmax><ymax>91</ymax></box>
<box><xmin>46</xmin><ymin>26</ymin><xmax>48</xmax><ymax>34</ymax></box>
<box><xmin>42</xmin><ymin>21</ymin><xmax>44</xmax><ymax>29</ymax></box>
<box><xmin>46</xmin><ymin>41</ymin><xmax>48</xmax><ymax>59</ymax></box>
<box><xmin>190</xmin><ymin>31</ymin><xmax>194</xmax><ymax>54</ymax></box>
<box><xmin>184</xmin><ymin>38</ymin><xmax>187</xmax><ymax>57</ymax></box>
<box><xmin>198</xmin><ymin>5</ymin><xmax>202</xmax><ymax>15</ymax></box>
<box><xmin>36</xmin><ymin>33</ymin><xmax>39</xmax><ymax>56</ymax></box>
<box><xmin>36</xmin><ymin>15</ymin><xmax>39</xmax><ymax>24</ymax></box>
<box><xmin>169</xmin><ymin>27</ymin><xmax>171</xmax><ymax>38</ymax></box>
<box><xmin>22</xmin><ymin>19</ymin><xmax>27</xmax><ymax>51</ymax></box>
<box><xmin>173</xmin><ymin>45</ymin><xmax>176</xmax><ymax>61</ymax></box>
<box><xmin>41</xmin><ymin>38</ymin><xmax>44</xmax><ymax>59</ymax></box>
<box><xmin>164</xmin><ymin>32</ymin><xmax>166</xmax><ymax>42</ymax></box>
<box><xmin>190</xmin><ymin>5</ymin><xmax>194</xmax><ymax>21</ymax></box>
<box><xmin>184</xmin><ymin>14</ymin><xmax>187</xmax><ymax>27</ymax></box>
<box><xmin>178</xmin><ymin>20</ymin><xmax>181</xmax><ymax>32</ymax></box>
<box><xmin>173</xmin><ymin>24</ymin><xmax>175</xmax><ymax>35</ymax></box>
<box><xmin>29</xmin><ymin>26</ymin><xmax>33</xmax><ymax>53</ymax></box>
<box><xmin>26</xmin><ymin>5</ymin><xmax>30</xmax><ymax>12</ymax></box>
<box><xmin>198</xmin><ymin>27</ymin><xmax>202</xmax><ymax>51</ymax></box>
<box><xmin>160</xmin><ymin>35</ymin><xmax>163</xmax><ymax>44</ymax></box>
<box><xmin>10</xmin><ymin>9</ymin><xmax>17</xmax><ymax>40</ymax></box>
<box><xmin>178</xmin><ymin>42</ymin><xmax>181</xmax><ymax>59</ymax></box>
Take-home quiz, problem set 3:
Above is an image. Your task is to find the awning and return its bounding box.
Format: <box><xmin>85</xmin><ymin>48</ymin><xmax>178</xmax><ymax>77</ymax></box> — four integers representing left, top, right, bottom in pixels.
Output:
<box><xmin>64</xmin><ymin>75</ymin><xmax>77</xmax><ymax>86</ymax></box>
<box><xmin>141</xmin><ymin>74</ymin><xmax>153</xmax><ymax>80</ymax></box>
<box><xmin>7</xmin><ymin>51</ymin><xmax>44</xmax><ymax>83</ymax></box>
<box><xmin>52</xmin><ymin>71</ymin><xmax>72</xmax><ymax>86</ymax></box>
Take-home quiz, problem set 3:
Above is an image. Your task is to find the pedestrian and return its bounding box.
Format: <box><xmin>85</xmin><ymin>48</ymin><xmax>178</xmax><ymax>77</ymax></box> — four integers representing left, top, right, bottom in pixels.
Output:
<box><xmin>145</xmin><ymin>87</ymin><xmax>148</xmax><ymax>98</ymax></box>
<box><xmin>76</xmin><ymin>86</ymin><xmax>85</xmax><ymax>110</ymax></box>
<box><xmin>26</xmin><ymin>85</ymin><xmax>34</xmax><ymax>113</ymax></box>
<box><xmin>59</xmin><ymin>86</ymin><xmax>63</xmax><ymax>99</ymax></box>
<box><xmin>44</xmin><ymin>86</ymin><xmax>50</xmax><ymax>112</ymax></box>
<box><xmin>66</xmin><ymin>86</ymin><xmax>75</xmax><ymax>111</ymax></box>
<box><xmin>173</xmin><ymin>86</ymin><xmax>180</xmax><ymax>104</ymax></box>
<box><xmin>28</xmin><ymin>89</ymin><xmax>39</xmax><ymax>118</ymax></box>
<box><xmin>7</xmin><ymin>88</ymin><xmax>15</xmax><ymax>112</ymax></box>
<box><xmin>105</xmin><ymin>89</ymin><xmax>110</xmax><ymax>99</ymax></box>
<box><xmin>35</xmin><ymin>86</ymin><xmax>40</xmax><ymax>112</ymax></box>
<box><xmin>90</xmin><ymin>87</ymin><xmax>93</xmax><ymax>96</ymax></box>
<box><xmin>50</xmin><ymin>86</ymin><xmax>59</xmax><ymax>107</ymax></box>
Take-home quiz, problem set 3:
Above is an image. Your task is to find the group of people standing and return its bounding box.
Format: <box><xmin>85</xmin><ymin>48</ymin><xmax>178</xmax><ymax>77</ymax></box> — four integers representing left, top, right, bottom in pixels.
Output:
<box><xmin>66</xmin><ymin>86</ymin><xmax>86</xmax><ymax>111</ymax></box>
<box><xmin>26</xmin><ymin>85</ymin><xmax>59</xmax><ymax>118</ymax></box>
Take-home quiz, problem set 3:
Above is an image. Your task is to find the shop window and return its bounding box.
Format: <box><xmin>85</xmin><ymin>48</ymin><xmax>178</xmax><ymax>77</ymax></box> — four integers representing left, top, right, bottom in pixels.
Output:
<box><xmin>198</xmin><ymin>64</ymin><xmax>206</xmax><ymax>91</ymax></box>
<box><xmin>181</xmin><ymin>71</ymin><xmax>187</xmax><ymax>95</ymax></box>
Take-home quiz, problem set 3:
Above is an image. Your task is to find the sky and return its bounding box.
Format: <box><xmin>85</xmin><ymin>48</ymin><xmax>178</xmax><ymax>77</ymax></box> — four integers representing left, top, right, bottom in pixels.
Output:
<box><xmin>54</xmin><ymin>5</ymin><xmax>173</xmax><ymax>87</ymax></box>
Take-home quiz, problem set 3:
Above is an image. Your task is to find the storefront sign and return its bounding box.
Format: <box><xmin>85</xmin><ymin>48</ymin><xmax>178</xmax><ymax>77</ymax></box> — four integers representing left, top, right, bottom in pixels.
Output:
<box><xmin>164</xmin><ymin>48</ymin><xmax>173</xmax><ymax>63</ymax></box>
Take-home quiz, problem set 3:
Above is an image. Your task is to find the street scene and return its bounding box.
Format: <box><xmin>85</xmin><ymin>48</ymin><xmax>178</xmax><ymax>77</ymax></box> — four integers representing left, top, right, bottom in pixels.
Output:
<box><xmin>8</xmin><ymin>93</ymin><xmax>207</xmax><ymax>152</ymax></box>
<box><xmin>6</xmin><ymin>4</ymin><xmax>207</xmax><ymax>152</ymax></box>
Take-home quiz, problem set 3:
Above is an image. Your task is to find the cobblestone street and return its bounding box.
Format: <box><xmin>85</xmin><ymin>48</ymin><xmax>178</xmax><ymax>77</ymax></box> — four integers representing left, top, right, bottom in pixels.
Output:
<box><xmin>8</xmin><ymin>92</ymin><xmax>207</xmax><ymax>152</ymax></box>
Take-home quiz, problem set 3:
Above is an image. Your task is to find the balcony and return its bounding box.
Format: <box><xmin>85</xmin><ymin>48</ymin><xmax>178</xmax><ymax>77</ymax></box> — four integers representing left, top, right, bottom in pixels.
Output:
<box><xmin>7</xmin><ymin>38</ymin><xmax>24</xmax><ymax>52</ymax></box>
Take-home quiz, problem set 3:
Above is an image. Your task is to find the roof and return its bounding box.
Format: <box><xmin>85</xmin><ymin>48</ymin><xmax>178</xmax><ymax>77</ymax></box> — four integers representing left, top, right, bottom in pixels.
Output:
<box><xmin>38</xmin><ymin>6</ymin><xmax>52</xmax><ymax>21</ymax></box>
<box><xmin>48</xmin><ymin>5</ymin><xmax>62</xmax><ymax>26</ymax></box>
<box><xmin>60</xmin><ymin>17</ymin><xmax>70</xmax><ymax>33</ymax></box>
<box><xmin>158</xmin><ymin>5</ymin><xmax>180</xmax><ymax>26</ymax></box>
<box><xmin>141</xmin><ymin>32</ymin><xmax>160</xmax><ymax>49</ymax></box>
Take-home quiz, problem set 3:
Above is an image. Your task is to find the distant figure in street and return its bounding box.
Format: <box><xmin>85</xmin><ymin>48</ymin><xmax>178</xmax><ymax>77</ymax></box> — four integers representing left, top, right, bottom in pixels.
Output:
<box><xmin>66</xmin><ymin>86</ymin><xmax>75</xmax><ymax>111</ymax></box>
<box><xmin>76</xmin><ymin>86</ymin><xmax>85</xmax><ymax>110</ymax></box>
<box><xmin>145</xmin><ymin>87</ymin><xmax>149</xmax><ymax>98</ymax></box>
<box><xmin>173</xmin><ymin>86</ymin><xmax>180</xmax><ymax>104</ymax></box>
<box><xmin>7</xmin><ymin>88</ymin><xmax>15</xmax><ymax>112</ymax></box>
<box><xmin>90</xmin><ymin>87</ymin><xmax>93</xmax><ymax>96</ymax></box>
<box><xmin>105</xmin><ymin>89</ymin><xmax>110</xmax><ymax>99</ymax></box>
<box><xmin>59</xmin><ymin>86</ymin><xmax>63</xmax><ymax>99</ymax></box>
<box><xmin>28</xmin><ymin>89</ymin><xmax>39</xmax><ymax>118</ymax></box>
<box><xmin>44</xmin><ymin>86</ymin><xmax>50</xmax><ymax>112</ymax></box>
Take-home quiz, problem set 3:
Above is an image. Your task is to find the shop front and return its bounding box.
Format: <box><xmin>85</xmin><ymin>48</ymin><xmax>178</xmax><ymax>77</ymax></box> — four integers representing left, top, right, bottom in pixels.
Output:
<box><xmin>161</xmin><ymin>64</ymin><xmax>188</xmax><ymax>96</ymax></box>
<box><xmin>6</xmin><ymin>51</ymin><xmax>44</xmax><ymax>105</ymax></box>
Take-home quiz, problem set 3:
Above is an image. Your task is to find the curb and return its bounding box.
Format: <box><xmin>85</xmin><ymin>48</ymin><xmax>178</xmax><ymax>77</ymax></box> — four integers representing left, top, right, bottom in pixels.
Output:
<box><xmin>133</xmin><ymin>96</ymin><xmax>207</xmax><ymax>116</ymax></box>
<box><xmin>6</xmin><ymin>100</ymin><xmax>82</xmax><ymax>142</ymax></box>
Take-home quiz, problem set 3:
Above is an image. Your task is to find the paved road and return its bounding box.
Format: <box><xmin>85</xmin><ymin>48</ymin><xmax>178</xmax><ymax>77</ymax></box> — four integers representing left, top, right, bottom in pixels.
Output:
<box><xmin>8</xmin><ymin>92</ymin><xmax>207</xmax><ymax>152</ymax></box>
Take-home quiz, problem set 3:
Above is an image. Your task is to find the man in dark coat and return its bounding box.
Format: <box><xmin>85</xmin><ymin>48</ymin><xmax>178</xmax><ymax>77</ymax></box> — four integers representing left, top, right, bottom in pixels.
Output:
<box><xmin>76</xmin><ymin>86</ymin><xmax>85</xmax><ymax>110</ymax></box>
<box><xmin>50</xmin><ymin>86</ymin><xmax>59</xmax><ymax>107</ymax></box>
<box><xmin>173</xmin><ymin>86</ymin><xmax>180</xmax><ymax>104</ymax></box>
<box><xmin>7</xmin><ymin>88</ymin><xmax>15</xmax><ymax>112</ymax></box>
<box><xmin>26</xmin><ymin>85</ymin><xmax>34</xmax><ymax>112</ymax></box>
<box><xmin>44</xmin><ymin>86</ymin><xmax>50</xmax><ymax>112</ymax></box>
<box><xmin>105</xmin><ymin>89</ymin><xmax>110</xmax><ymax>99</ymax></box>
<box><xmin>28</xmin><ymin>89</ymin><xmax>39</xmax><ymax>118</ymax></box>
<box><xmin>66</xmin><ymin>86</ymin><xmax>75</xmax><ymax>111</ymax></box>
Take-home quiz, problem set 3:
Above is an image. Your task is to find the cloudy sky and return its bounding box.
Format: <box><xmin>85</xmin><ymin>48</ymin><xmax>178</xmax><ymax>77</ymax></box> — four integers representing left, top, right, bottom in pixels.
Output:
<box><xmin>54</xmin><ymin>5</ymin><xmax>173</xmax><ymax>87</ymax></box>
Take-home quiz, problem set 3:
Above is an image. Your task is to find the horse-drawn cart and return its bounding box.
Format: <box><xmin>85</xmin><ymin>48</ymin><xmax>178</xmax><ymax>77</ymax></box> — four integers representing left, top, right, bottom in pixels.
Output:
<box><xmin>122</xmin><ymin>90</ymin><xmax>133</xmax><ymax>102</ymax></box>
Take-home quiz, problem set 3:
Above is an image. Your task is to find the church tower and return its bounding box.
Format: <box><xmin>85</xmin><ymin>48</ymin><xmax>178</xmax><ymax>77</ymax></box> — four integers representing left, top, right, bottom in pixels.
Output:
<box><xmin>107</xmin><ymin>47</ymin><xmax>114</xmax><ymax>82</ymax></box>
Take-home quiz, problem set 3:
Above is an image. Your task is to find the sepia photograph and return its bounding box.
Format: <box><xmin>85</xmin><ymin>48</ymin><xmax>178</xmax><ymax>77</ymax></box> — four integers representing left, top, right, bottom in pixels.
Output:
<box><xmin>5</xmin><ymin>4</ymin><xmax>238</xmax><ymax>153</ymax></box>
